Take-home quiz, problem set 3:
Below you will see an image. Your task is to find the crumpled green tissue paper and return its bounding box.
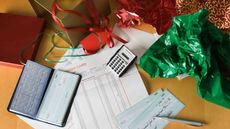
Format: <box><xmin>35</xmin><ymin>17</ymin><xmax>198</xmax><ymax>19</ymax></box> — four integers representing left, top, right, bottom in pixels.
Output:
<box><xmin>140</xmin><ymin>9</ymin><xmax>230</xmax><ymax>109</ymax></box>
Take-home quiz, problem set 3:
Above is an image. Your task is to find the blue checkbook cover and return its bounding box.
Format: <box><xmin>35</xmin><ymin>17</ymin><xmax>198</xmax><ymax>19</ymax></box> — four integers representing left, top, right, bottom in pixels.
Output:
<box><xmin>7</xmin><ymin>60</ymin><xmax>81</xmax><ymax>127</ymax></box>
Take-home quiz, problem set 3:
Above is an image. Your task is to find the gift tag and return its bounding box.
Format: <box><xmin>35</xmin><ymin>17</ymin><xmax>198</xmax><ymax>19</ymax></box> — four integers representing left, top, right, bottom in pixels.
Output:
<box><xmin>107</xmin><ymin>45</ymin><xmax>136</xmax><ymax>77</ymax></box>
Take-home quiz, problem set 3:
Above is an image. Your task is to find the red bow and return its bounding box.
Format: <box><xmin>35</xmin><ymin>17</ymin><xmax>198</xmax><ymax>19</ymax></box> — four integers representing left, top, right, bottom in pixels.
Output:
<box><xmin>115</xmin><ymin>8</ymin><xmax>141</xmax><ymax>28</ymax></box>
<box><xmin>116</xmin><ymin>0</ymin><xmax>177</xmax><ymax>34</ymax></box>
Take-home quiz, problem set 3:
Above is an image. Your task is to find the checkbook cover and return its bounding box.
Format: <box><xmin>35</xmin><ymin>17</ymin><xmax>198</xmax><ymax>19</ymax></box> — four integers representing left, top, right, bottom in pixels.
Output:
<box><xmin>7</xmin><ymin>60</ymin><xmax>53</xmax><ymax>118</ymax></box>
<box><xmin>7</xmin><ymin>60</ymin><xmax>81</xmax><ymax>127</ymax></box>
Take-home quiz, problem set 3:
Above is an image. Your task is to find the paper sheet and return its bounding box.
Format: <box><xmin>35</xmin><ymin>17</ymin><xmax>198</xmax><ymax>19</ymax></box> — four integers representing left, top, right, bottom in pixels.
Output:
<box><xmin>19</xmin><ymin>25</ymin><xmax>162</xmax><ymax>129</ymax></box>
<box><xmin>112</xmin><ymin>24</ymin><xmax>161</xmax><ymax>64</ymax></box>
<box><xmin>176</xmin><ymin>74</ymin><xmax>189</xmax><ymax>80</ymax></box>
<box><xmin>116</xmin><ymin>89</ymin><xmax>185</xmax><ymax>129</ymax></box>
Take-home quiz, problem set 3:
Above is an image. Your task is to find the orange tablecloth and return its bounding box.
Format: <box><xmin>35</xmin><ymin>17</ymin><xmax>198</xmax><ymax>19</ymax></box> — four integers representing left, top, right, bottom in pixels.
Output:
<box><xmin>0</xmin><ymin>0</ymin><xmax>230</xmax><ymax>129</ymax></box>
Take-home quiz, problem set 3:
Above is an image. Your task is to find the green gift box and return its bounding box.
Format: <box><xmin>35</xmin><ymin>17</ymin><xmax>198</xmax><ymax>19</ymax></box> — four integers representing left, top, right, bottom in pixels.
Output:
<box><xmin>29</xmin><ymin>0</ymin><xmax>111</xmax><ymax>47</ymax></box>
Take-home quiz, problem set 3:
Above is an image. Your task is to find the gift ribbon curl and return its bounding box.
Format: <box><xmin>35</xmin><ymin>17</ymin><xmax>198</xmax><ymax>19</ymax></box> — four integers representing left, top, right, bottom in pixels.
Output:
<box><xmin>116</xmin><ymin>0</ymin><xmax>177</xmax><ymax>34</ymax></box>
<box><xmin>115</xmin><ymin>8</ymin><xmax>141</xmax><ymax>28</ymax></box>
<box><xmin>44</xmin><ymin>32</ymin><xmax>89</xmax><ymax>63</ymax></box>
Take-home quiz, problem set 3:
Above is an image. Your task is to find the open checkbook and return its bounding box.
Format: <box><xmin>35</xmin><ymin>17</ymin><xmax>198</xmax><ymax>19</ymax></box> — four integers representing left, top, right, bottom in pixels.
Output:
<box><xmin>8</xmin><ymin>60</ymin><xmax>81</xmax><ymax>127</ymax></box>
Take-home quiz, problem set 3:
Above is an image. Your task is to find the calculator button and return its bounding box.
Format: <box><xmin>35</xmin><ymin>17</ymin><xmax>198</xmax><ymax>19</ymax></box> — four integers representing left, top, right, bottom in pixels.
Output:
<box><xmin>115</xmin><ymin>62</ymin><xmax>119</xmax><ymax>66</ymax></box>
<box><xmin>107</xmin><ymin>45</ymin><xmax>136</xmax><ymax>77</ymax></box>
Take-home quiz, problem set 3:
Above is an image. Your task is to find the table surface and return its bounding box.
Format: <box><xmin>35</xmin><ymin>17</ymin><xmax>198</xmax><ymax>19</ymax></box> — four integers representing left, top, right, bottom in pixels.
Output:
<box><xmin>1</xmin><ymin>0</ymin><xmax>230</xmax><ymax>129</ymax></box>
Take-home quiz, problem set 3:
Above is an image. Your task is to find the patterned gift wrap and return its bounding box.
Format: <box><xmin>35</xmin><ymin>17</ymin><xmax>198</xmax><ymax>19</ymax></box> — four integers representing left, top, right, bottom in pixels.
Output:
<box><xmin>176</xmin><ymin>0</ymin><xmax>230</xmax><ymax>29</ymax></box>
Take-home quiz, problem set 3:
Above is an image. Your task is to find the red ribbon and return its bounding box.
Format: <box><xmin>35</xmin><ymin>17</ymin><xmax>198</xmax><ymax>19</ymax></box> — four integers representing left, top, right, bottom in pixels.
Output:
<box><xmin>51</xmin><ymin>0</ymin><xmax>127</xmax><ymax>53</ymax></box>
<box><xmin>115</xmin><ymin>8</ymin><xmax>141</xmax><ymax>28</ymax></box>
<box><xmin>116</xmin><ymin>0</ymin><xmax>177</xmax><ymax>34</ymax></box>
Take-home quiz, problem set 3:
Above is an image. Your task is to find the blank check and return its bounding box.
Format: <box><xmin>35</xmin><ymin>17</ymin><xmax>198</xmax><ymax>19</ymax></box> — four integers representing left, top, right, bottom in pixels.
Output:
<box><xmin>116</xmin><ymin>89</ymin><xmax>185</xmax><ymax>129</ymax></box>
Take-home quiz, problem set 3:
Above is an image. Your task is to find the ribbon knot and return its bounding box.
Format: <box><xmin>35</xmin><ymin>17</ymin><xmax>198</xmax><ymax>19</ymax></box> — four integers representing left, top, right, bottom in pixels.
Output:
<box><xmin>115</xmin><ymin>8</ymin><xmax>141</xmax><ymax>28</ymax></box>
<box><xmin>89</xmin><ymin>27</ymin><xmax>94</xmax><ymax>32</ymax></box>
<box><xmin>52</xmin><ymin>0</ymin><xmax>127</xmax><ymax>52</ymax></box>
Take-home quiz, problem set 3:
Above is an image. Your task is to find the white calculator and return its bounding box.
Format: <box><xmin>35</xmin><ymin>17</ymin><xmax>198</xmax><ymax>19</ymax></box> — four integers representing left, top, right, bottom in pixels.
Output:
<box><xmin>107</xmin><ymin>45</ymin><xmax>137</xmax><ymax>77</ymax></box>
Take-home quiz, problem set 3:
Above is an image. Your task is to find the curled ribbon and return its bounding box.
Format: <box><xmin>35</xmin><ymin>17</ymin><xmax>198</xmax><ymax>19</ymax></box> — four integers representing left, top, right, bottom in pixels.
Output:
<box><xmin>51</xmin><ymin>0</ymin><xmax>127</xmax><ymax>54</ymax></box>
<box><xmin>115</xmin><ymin>8</ymin><xmax>141</xmax><ymax>28</ymax></box>
<box><xmin>44</xmin><ymin>32</ymin><xmax>90</xmax><ymax>63</ymax></box>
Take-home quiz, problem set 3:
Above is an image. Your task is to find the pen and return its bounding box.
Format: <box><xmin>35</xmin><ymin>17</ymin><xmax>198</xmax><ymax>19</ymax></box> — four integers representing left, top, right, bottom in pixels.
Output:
<box><xmin>155</xmin><ymin>116</ymin><xmax>205</xmax><ymax>126</ymax></box>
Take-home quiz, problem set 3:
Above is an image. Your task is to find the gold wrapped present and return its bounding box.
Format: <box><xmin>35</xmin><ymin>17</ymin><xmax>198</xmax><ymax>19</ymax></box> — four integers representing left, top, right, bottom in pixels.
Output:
<box><xmin>29</xmin><ymin>0</ymin><xmax>111</xmax><ymax>47</ymax></box>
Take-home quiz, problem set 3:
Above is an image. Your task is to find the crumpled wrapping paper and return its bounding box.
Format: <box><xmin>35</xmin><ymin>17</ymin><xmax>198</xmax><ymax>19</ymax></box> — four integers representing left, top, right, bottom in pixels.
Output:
<box><xmin>140</xmin><ymin>9</ymin><xmax>230</xmax><ymax>109</ymax></box>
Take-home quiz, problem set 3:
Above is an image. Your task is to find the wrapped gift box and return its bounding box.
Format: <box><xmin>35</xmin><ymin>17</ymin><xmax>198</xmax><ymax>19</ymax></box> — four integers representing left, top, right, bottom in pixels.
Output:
<box><xmin>29</xmin><ymin>0</ymin><xmax>111</xmax><ymax>47</ymax></box>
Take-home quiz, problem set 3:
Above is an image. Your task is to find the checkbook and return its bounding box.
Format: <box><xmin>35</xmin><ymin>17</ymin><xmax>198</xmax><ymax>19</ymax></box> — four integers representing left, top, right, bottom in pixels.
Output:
<box><xmin>8</xmin><ymin>60</ymin><xmax>81</xmax><ymax>127</ymax></box>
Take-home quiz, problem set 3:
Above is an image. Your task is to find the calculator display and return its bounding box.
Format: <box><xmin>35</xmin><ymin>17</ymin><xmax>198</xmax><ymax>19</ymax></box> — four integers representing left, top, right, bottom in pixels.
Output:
<box><xmin>107</xmin><ymin>45</ymin><xmax>136</xmax><ymax>77</ymax></box>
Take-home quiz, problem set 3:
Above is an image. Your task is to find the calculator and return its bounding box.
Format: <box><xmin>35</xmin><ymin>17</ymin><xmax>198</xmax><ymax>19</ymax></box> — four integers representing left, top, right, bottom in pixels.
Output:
<box><xmin>107</xmin><ymin>45</ymin><xmax>137</xmax><ymax>77</ymax></box>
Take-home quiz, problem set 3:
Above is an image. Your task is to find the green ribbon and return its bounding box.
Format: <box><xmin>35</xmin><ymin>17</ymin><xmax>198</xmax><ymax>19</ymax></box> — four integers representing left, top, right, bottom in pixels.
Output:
<box><xmin>44</xmin><ymin>31</ymin><xmax>103</xmax><ymax>63</ymax></box>
<box><xmin>18</xmin><ymin>33</ymin><xmax>42</xmax><ymax>65</ymax></box>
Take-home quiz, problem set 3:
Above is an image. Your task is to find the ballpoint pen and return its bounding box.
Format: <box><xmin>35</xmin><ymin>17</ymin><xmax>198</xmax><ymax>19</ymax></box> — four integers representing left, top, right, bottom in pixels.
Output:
<box><xmin>155</xmin><ymin>116</ymin><xmax>205</xmax><ymax>126</ymax></box>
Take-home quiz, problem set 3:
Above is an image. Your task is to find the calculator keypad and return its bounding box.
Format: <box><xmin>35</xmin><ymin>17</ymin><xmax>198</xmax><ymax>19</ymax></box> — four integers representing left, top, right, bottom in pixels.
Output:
<box><xmin>107</xmin><ymin>45</ymin><xmax>136</xmax><ymax>77</ymax></box>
